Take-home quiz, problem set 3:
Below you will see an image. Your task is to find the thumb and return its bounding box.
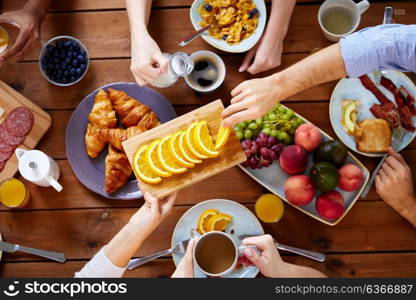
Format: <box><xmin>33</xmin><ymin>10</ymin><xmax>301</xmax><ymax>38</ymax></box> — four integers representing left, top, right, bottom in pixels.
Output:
<box><xmin>153</xmin><ymin>53</ymin><xmax>169</xmax><ymax>73</ymax></box>
<box><xmin>243</xmin><ymin>247</ymin><xmax>262</xmax><ymax>267</ymax></box>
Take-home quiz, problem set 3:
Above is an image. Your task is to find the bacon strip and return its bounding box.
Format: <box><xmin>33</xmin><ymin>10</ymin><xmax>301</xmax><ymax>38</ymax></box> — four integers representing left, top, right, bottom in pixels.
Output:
<box><xmin>370</xmin><ymin>102</ymin><xmax>400</xmax><ymax>128</ymax></box>
<box><xmin>395</xmin><ymin>88</ymin><xmax>415</xmax><ymax>131</ymax></box>
<box><xmin>359</xmin><ymin>74</ymin><xmax>391</xmax><ymax>105</ymax></box>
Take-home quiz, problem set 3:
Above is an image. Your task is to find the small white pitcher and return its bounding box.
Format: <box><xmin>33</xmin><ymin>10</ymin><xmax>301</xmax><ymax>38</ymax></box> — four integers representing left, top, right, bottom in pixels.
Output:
<box><xmin>15</xmin><ymin>148</ymin><xmax>63</xmax><ymax>192</ymax></box>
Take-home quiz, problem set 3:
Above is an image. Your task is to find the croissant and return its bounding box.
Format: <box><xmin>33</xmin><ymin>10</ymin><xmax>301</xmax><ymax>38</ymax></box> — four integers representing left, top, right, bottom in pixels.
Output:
<box><xmin>88</xmin><ymin>89</ymin><xmax>117</xmax><ymax>129</ymax></box>
<box><xmin>107</xmin><ymin>88</ymin><xmax>151</xmax><ymax>127</ymax></box>
<box><xmin>137</xmin><ymin>111</ymin><xmax>161</xmax><ymax>131</ymax></box>
<box><xmin>85</xmin><ymin>123</ymin><xmax>107</xmax><ymax>158</ymax></box>
<box><xmin>99</xmin><ymin>126</ymin><xmax>145</xmax><ymax>151</ymax></box>
<box><xmin>105</xmin><ymin>145</ymin><xmax>132</xmax><ymax>194</ymax></box>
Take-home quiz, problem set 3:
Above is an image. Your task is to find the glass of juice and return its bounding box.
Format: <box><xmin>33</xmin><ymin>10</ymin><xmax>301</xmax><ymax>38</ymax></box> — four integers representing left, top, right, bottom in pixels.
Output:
<box><xmin>0</xmin><ymin>178</ymin><xmax>30</xmax><ymax>208</ymax></box>
<box><xmin>0</xmin><ymin>26</ymin><xmax>10</xmax><ymax>54</ymax></box>
<box><xmin>255</xmin><ymin>194</ymin><xmax>284</xmax><ymax>223</ymax></box>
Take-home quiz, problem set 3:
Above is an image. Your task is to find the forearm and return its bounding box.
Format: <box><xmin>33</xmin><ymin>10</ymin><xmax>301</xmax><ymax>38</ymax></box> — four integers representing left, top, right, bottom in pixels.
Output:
<box><xmin>397</xmin><ymin>197</ymin><xmax>416</xmax><ymax>228</ymax></box>
<box><xmin>271</xmin><ymin>43</ymin><xmax>347</xmax><ymax>101</ymax></box>
<box><xmin>280</xmin><ymin>262</ymin><xmax>327</xmax><ymax>278</ymax></box>
<box><xmin>264</xmin><ymin>0</ymin><xmax>296</xmax><ymax>43</ymax></box>
<box><xmin>104</xmin><ymin>221</ymin><xmax>149</xmax><ymax>268</ymax></box>
<box><xmin>126</xmin><ymin>0</ymin><xmax>153</xmax><ymax>37</ymax></box>
<box><xmin>23</xmin><ymin>0</ymin><xmax>52</xmax><ymax>19</ymax></box>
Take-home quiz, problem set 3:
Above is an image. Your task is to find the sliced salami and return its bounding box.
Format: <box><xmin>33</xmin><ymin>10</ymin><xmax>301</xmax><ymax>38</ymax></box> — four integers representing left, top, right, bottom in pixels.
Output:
<box><xmin>0</xmin><ymin>123</ymin><xmax>8</xmax><ymax>142</ymax></box>
<box><xmin>0</xmin><ymin>148</ymin><xmax>13</xmax><ymax>162</ymax></box>
<box><xmin>0</xmin><ymin>142</ymin><xmax>15</xmax><ymax>153</ymax></box>
<box><xmin>5</xmin><ymin>107</ymin><xmax>34</xmax><ymax>137</ymax></box>
<box><xmin>0</xmin><ymin>160</ymin><xmax>5</xmax><ymax>172</ymax></box>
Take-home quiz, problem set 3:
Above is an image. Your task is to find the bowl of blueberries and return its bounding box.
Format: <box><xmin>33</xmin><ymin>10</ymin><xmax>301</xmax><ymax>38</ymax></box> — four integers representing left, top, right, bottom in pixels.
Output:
<box><xmin>39</xmin><ymin>36</ymin><xmax>89</xmax><ymax>86</ymax></box>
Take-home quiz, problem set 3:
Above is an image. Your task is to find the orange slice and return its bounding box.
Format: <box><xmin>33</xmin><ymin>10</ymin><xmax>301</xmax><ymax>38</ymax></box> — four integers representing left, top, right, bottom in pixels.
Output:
<box><xmin>169</xmin><ymin>131</ymin><xmax>195</xmax><ymax>168</ymax></box>
<box><xmin>197</xmin><ymin>209</ymin><xmax>219</xmax><ymax>234</ymax></box>
<box><xmin>214</xmin><ymin>125</ymin><xmax>230</xmax><ymax>150</ymax></box>
<box><xmin>193</xmin><ymin>121</ymin><xmax>219</xmax><ymax>157</ymax></box>
<box><xmin>178</xmin><ymin>131</ymin><xmax>202</xmax><ymax>164</ymax></box>
<box><xmin>185</xmin><ymin>122</ymin><xmax>208</xmax><ymax>159</ymax></box>
<box><xmin>157</xmin><ymin>135</ymin><xmax>188</xmax><ymax>174</ymax></box>
<box><xmin>133</xmin><ymin>145</ymin><xmax>162</xmax><ymax>184</ymax></box>
<box><xmin>206</xmin><ymin>213</ymin><xmax>233</xmax><ymax>232</ymax></box>
<box><xmin>146</xmin><ymin>140</ymin><xmax>172</xmax><ymax>177</ymax></box>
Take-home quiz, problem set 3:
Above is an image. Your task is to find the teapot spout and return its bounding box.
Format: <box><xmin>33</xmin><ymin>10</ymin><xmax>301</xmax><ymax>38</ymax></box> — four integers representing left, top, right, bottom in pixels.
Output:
<box><xmin>15</xmin><ymin>148</ymin><xmax>27</xmax><ymax>160</ymax></box>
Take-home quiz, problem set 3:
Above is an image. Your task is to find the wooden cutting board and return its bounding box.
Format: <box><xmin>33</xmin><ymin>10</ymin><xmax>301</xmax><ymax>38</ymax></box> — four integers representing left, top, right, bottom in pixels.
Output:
<box><xmin>0</xmin><ymin>81</ymin><xmax>51</xmax><ymax>181</ymax></box>
<box><xmin>123</xmin><ymin>100</ymin><xmax>246</xmax><ymax>198</ymax></box>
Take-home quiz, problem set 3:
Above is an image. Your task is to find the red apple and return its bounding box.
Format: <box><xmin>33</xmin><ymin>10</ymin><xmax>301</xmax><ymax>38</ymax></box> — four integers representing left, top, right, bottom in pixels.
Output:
<box><xmin>279</xmin><ymin>145</ymin><xmax>308</xmax><ymax>175</ymax></box>
<box><xmin>316</xmin><ymin>191</ymin><xmax>345</xmax><ymax>220</ymax></box>
<box><xmin>295</xmin><ymin>124</ymin><xmax>322</xmax><ymax>152</ymax></box>
<box><xmin>284</xmin><ymin>175</ymin><xmax>315</xmax><ymax>206</ymax></box>
<box><xmin>338</xmin><ymin>164</ymin><xmax>364</xmax><ymax>192</ymax></box>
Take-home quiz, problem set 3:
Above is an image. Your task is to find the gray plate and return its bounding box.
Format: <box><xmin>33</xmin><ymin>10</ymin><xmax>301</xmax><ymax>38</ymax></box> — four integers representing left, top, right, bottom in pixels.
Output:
<box><xmin>172</xmin><ymin>199</ymin><xmax>264</xmax><ymax>278</ymax></box>
<box><xmin>65</xmin><ymin>82</ymin><xmax>177</xmax><ymax>200</ymax></box>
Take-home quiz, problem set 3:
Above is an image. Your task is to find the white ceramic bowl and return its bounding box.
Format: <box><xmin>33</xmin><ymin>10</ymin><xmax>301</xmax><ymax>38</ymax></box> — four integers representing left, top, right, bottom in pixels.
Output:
<box><xmin>190</xmin><ymin>0</ymin><xmax>267</xmax><ymax>53</ymax></box>
<box><xmin>184</xmin><ymin>50</ymin><xmax>226</xmax><ymax>93</ymax></box>
<box><xmin>39</xmin><ymin>35</ymin><xmax>90</xmax><ymax>87</ymax></box>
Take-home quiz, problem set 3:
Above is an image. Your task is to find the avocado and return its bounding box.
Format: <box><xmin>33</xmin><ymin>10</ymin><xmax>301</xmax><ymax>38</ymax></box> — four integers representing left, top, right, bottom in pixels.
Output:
<box><xmin>314</xmin><ymin>140</ymin><xmax>347</xmax><ymax>167</ymax></box>
<box><xmin>310</xmin><ymin>162</ymin><xmax>339</xmax><ymax>192</ymax></box>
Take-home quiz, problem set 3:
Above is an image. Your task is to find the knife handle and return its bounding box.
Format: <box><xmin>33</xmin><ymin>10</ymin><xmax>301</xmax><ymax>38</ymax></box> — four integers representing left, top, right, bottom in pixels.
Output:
<box><xmin>18</xmin><ymin>246</ymin><xmax>66</xmax><ymax>263</ymax></box>
<box><xmin>361</xmin><ymin>154</ymin><xmax>387</xmax><ymax>198</ymax></box>
<box><xmin>128</xmin><ymin>248</ymin><xmax>173</xmax><ymax>270</ymax></box>
<box><xmin>276</xmin><ymin>243</ymin><xmax>326</xmax><ymax>262</ymax></box>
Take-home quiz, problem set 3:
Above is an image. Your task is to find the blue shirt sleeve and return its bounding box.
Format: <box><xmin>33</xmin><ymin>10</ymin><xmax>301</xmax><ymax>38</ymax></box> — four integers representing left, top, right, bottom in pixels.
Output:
<box><xmin>340</xmin><ymin>24</ymin><xmax>416</xmax><ymax>77</ymax></box>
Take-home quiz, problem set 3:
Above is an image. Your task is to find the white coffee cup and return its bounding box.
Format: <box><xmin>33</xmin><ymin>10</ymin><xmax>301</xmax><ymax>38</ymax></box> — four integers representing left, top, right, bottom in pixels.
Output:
<box><xmin>193</xmin><ymin>231</ymin><xmax>257</xmax><ymax>277</ymax></box>
<box><xmin>15</xmin><ymin>148</ymin><xmax>63</xmax><ymax>192</ymax></box>
<box><xmin>318</xmin><ymin>0</ymin><xmax>370</xmax><ymax>42</ymax></box>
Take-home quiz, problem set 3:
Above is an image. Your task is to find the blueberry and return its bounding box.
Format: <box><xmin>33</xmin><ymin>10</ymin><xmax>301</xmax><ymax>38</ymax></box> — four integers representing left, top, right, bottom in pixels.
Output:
<box><xmin>63</xmin><ymin>70</ymin><xmax>69</xmax><ymax>77</ymax></box>
<box><xmin>53</xmin><ymin>57</ymin><xmax>59</xmax><ymax>64</ymax></box>
<box><xmin>56</xmin><ymin>69</ymin><xmax>62</xmax><ymax>75</ymax></box>
<box><xmin>41</xmin><ymin>57</ymin><xmax>47</xmax><ymax>65</ymax></box>
<box><xmin>72</xmin><ymin>59</ymin><xmax>79</xmax><ymax>67</ymax></box>
<box><xmin>204</xmin><ymin>4</ymin><xmax>212</xmax><ymax>11</ymax></box>
<box><xmin>76</xmin><ymin>55</ymin><xmax>83</xmax><ymax>61</ymax></box>
<box><xmin>222</xmin><ymin>35</ymin><xmax>228</xmax><ymax>41</ymax></box>
<box><xmin>62</xmin><ymin>77</ymin><xmax>68</xmax><ymax>83</ymax></box>
<box><xmin>46</xmin><ymin>45</ymin><xmax>53</xmax><ymax>51</ymax></box>
<box><xmin>53</xmin><ymin>51</ymin><xmax>59</xmax><ymax>57</ymax></box>
<box><xmin>60</xmin><ymin>52</ymin><xmax>66</xmax><ymax>59</ymax></box>
<box><xmin>56</xmin><ymin>41</ymin><xmax>64</xmax><ymax>49</ymax></box>
<box><xmin>248</xmin><ymin>8</ymin><xmax>259</xmax><ymax>19</ymax></box>
<box><xmin>61</xmin><ymin>63</ymin><xmax>67</xmax><ymax>69</ymax></box>
<box><xmin>67</xmin><ymin>51</ymin><xmax>73</xmax><ymax>58</ymax></box>
<box><xmin>70</xmin><ymin>76</ymin><xmax>76</xmax><ymax>82</ymax></box>
<box><xmin>64</xmin><ymin>41</ymin><xmax>72</xmax><ymax>48</ymax></box>
<box><xmin>70</xmin><ymin>68</ymin><xmax>76</xmax><ymax>75</ymax></box>
<box><xmin>80</xmin><ymin>63</ymin><xmax>86</xmax><ymax>71</ymax></box>
<box><xmin>48</xmin><ymin>62</ymin><xmax>54</xmax><ymax>69</ymax></box>
<box><xmin>64</xmin><ymin>57</ymin><xmax>71</xmax><ymax>64</ymax></box>
<box><xmin>76</xmin><ymin>68</ymin><xmax>82</xmax><ymax>75</ymax></box>
<box><xmin>80</xmin><ymin>50</ymin><xmax>86</xmax><ymax>57</ymax></box>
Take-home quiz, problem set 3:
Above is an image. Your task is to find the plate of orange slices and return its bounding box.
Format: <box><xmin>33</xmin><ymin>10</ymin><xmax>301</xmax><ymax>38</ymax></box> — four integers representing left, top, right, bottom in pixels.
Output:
<box><xmin>172</xmin><ymin>199</ymin><xmax>264</xmax><ymax>278</ymax></box>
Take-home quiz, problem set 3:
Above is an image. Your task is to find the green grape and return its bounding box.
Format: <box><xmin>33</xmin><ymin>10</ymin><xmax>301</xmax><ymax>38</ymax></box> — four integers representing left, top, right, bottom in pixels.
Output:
<box><xmin>283</xmin><ymin>135</ymin><xmax>292</xmax><ymax>145</ymax></box>
<box><xmin>244</xmin><ymin>129</ymin><xmax>253</xmax><ymax>139</ymax></box>
<box><xmin>261</xmin><ymin>128</ymin><xmax>271</xmax><ymax>135</ymax></box>
<box><xmin>280</xmin><ymin>131</ymin><xmax>290</xmax><ymax>140</ymax></box>
<box><xmin>233</xmin><ymin>126</ymin><xmax>240</xmax><ymax>132</ymax></box>
<box><xmin>262</xmin><ymin>123</ymin><xmax>272</xmax><ymax>129</ymax></box>
<box><xmin>248</xmin><ymin>122</ymin><xmax>258</xmax><ymax>130</ymax></box>
<box><xmin>278</xmin><ymin>106</ymin><xmax>286</xmax><ymax>113</ymax></box>
<box><xmin>286</xmin><ymin>109</ymin><xmax>294</xmax><ymax>119</ymax></box>
<box><xmin>270</xmin><ymin>129</ymin><xmax>278</xmax><ymax>137</ymax></box>
<box><xmin>281</xmin><ymin>113</ymin><xmax>291</xmax><ymax>121</ymax></box>
<box><xmin>236</xmin><ymin>131</ymin><xmax>243</xmax><ymax>140</ymax></box>
<box><xmin>255</xmin><ymin>118</ymin><xmax>263</xmax><ymax>125</ymax></box>
<box><xmin>276</xmin><ymin>130</ymin><xmax>285</xmax><ymax>141</ymax></box>
<box><xmin>274</xmin><ymin>103</ymin><xmax>281</xmax><ymax>110</ymax></box>
<box><xmin>285</xmin><ymin>123</ymin><xmax>293</xmax><ymax>131</ymax></box>
<box><xmin>287</xmin><ymin>127</ymin><xmax>295</xmax><ymax>135</ymax></box>
<box><xmin>268</xmin><ymin>113</ymin><xmax>277</xmax><ymax>120</ymax></box>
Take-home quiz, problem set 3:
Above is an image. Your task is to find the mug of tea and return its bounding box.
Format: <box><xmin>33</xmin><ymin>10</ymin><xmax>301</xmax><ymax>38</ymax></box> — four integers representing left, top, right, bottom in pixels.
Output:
<box><xmin>193</xmin><ymin>231</ymin><xmax>257</xmax><ymax>277</ymax></box>
<box><xmin>318</xmin><ymin>0</ymin><xmax>370</xmax><ymax>42</ymax></box>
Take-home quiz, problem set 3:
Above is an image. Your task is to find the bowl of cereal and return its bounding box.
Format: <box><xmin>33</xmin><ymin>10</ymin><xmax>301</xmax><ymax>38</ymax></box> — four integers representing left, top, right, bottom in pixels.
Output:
<box><xmin>190</xmin><ymin>0</ymin><xmax>267</xmax><ymax>53</ymax></box>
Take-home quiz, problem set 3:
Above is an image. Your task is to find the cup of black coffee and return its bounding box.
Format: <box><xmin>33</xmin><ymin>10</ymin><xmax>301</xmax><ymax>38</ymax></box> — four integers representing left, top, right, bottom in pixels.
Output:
<box><xmin>185</xmin><ymin>50</ymin><xmax>226</xmax><ymax>93</ymax></box>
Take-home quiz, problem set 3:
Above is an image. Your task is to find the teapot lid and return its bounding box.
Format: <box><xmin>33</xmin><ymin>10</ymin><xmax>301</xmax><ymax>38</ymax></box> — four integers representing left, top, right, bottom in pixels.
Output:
<box><xmin>16</xmin><ymin>149</ymin><xmax>50</xmax><ymax>181</ymax></box>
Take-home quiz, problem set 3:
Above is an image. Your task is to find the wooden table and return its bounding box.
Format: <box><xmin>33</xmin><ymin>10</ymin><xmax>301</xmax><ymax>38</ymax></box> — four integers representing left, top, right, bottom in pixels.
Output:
<box><xmin>0</xmin><ymin>0</ymin><xmax>415</xmax><ymax>278</ymax></box>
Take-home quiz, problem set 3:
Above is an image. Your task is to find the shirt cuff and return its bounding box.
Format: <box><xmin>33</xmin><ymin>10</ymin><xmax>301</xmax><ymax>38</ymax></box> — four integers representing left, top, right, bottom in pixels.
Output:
<box><xmin>340</xmin><ymin>31</ymin><xmax>379</xmax><ymax>78</ymax></box>
<box><xmin>75</xmin><ymin>247</ymin><xmax>127</xmax><ymax>278</ymax></box>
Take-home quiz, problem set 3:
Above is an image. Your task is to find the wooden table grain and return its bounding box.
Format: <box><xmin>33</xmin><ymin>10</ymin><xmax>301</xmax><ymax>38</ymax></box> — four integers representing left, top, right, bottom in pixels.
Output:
<box><xmin>0</xmin><ymin>0</ymin><xmax>415</xmax><ymax>278</ymax></box>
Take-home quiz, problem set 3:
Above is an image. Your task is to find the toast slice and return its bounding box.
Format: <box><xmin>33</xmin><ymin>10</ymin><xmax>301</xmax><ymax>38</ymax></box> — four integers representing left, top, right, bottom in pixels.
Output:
<box><xmin>355</xmin><ymin>119</ymin><xmax>392</xmax><ymax>153</ymax></box>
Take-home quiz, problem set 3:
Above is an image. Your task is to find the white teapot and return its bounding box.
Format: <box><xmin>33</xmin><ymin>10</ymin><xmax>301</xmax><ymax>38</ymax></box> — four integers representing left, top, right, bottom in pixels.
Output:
<box><xmin>15</xmin><ymin>148</ymin><xmax>63</xmax><ymax>192</ymax></box>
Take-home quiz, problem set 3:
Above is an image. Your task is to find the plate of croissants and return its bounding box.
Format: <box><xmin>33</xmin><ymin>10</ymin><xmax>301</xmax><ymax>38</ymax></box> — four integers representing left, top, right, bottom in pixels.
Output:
<box><xmin>66</xmin><ymin>82</ymin><xmax>177</xmax><ymax>199</ymax></box>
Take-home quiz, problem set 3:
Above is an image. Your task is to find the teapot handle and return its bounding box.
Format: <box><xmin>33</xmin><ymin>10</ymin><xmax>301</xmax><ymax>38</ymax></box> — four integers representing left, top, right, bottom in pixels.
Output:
<box><xmin>47</xmin><ymin>176</ymin><xmax>63</xmax><ymax>192</ymax></box>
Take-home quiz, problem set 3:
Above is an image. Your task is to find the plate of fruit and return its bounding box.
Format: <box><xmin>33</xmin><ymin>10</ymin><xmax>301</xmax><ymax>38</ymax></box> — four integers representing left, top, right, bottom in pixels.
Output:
<box><xmin>235</xmin><ymin>103</ymin><xmax>370</xmax><ymax>226</ymax></box>
<box><xmin>172</xmin><ymin>199</ymin><xmax>264</xmax><ymax>278</ymax></box>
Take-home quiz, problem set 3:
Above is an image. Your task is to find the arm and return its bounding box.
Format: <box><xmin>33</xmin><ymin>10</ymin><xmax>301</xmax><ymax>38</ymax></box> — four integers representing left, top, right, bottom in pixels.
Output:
<box><xmin>240</xmin><ymin>0</ymin><xmax>296</xmax><ymax>74</ymax></box>
<box><xmin>375</xmin><ymin>148</ymin><xmax>416</xmax><ymax>228</ymax></box>
<box><xmin>75</xmin><ymin>192</ymin><xmax>176</xmax><ymax>278</ymax></box>
<box><xmin>223</xmin><ymin>24</ymin><xmax>416</xmax><ymax>128</ymax></box>
<box><xmin>223</xmin><ymin>43</ymin><xmax>346</xmax><ymax>127</ymax></box>
<box><xmin>0</xmin><ymin>0</ymin><xmax>52</xmax><ymax>64</ymax></box>
<box><xmin>126</xmin><ymin>0</ymin><xmax>168</xmax><ymax>86</ymax></box>
<box><xmin>242</xmin><ymin>235</ymin><xmax>326</xmax><ymax>278</ymax></box>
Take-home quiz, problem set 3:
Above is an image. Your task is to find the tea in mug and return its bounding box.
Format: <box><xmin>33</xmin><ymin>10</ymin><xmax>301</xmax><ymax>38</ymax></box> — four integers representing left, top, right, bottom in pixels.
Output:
<box><xmin>0</xmin><ymin>26</ymin><xmax>10</xmax><ymax>54</ymax></box>
<box><xmin>322</xmin><ymin>7</ymin><xmax>354</xmax><ymax>35</ymax></box>
<box><xmin>0</xmin><ymin>178</ymin><xmax>30</xmax><ymax>208</ymax></box>
<box><xmin>195</xmin><ymin>234</ymin><xmax>235</xmax><ymax>274</ymax></box>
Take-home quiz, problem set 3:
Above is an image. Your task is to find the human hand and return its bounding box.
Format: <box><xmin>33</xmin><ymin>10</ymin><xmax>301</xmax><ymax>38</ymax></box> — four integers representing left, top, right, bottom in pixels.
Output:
<box><xmin>376</xmin><ymin>147</ymin><xmax>416</xmax><ymax>222</ymax></box>
<box><xmin>222</xmin><ymin>75</ymin><xmax>281</xmax><ymax>128</ymax></box>
<box><xmin>0</xmin><ymin>7</ymin><xmax>44</xmax><ymax>65</ymax></box>
<box><xmin>239</xmin><ymin>35</ymin><xmax>283</xmax><ymax>75</ymax></box>
<box><xmin>129</xmin><ymin>192</ymin><xmax>177</xmax><ymax>238</ymax></box>
<box><xmin>130</xmin><ymin>30</ymin><xmax>168</xmax><ymax>86</ymax></box>
<box><xmin>171</xmin><ymin>238</ymin><xmax>196</xmax><ymax>278</ymax></box>
<box><xmin>242</xmin><ymin>234</ymin><xmax>285</xmax><ymax>278</ymax></box>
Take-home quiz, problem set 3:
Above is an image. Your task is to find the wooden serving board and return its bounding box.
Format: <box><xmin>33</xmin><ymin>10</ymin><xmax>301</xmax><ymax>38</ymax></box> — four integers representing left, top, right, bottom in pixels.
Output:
<box><xmin>123</xmin><ymin>100</ymin><xmax>246</xmax><ymax>198</ymax></box>
<box><xmin>0</xmin><ymin>81</ymin><xmax>51</xmax><ymax>181</ymax></box>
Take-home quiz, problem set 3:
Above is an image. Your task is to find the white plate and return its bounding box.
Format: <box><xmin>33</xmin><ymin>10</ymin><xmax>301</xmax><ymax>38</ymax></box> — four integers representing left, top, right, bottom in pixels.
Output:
<box><xmin>330</xmin><ymin>70</ymin><xmax>416</xmax><ymax>157</ymax></box>
<box><xmin>190</xmin><ymin>0</ymin><xmax>267</xmax><ymax>53</ymax></box>
<box><xmin>171</xmin><ymin>199</ymin><xmax>264</xmax><ymax>278</ymax></box>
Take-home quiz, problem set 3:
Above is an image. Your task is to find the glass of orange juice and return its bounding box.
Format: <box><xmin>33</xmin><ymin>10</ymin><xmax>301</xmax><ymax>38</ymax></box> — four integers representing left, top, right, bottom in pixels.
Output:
<box><xmin>255</xmin><ymin>194</ymin><xmax>284</xmax><ymax>223</ymax></box>
<box><xmin>0</xmin><ymin>26</ymin><xmax>10</xmax><ymax>54</ymax></box>
<box><xmin>0</xmin><ymin>178</ymin><xmax>30</xmax><ymax>208</ymax></box>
